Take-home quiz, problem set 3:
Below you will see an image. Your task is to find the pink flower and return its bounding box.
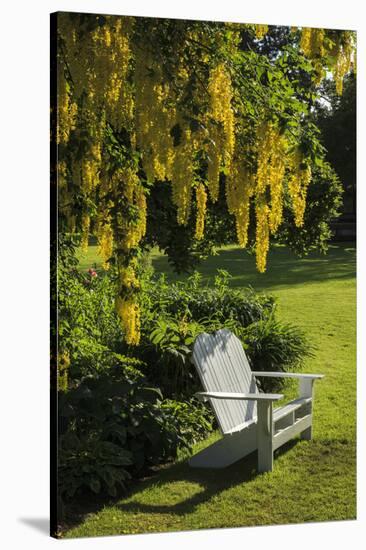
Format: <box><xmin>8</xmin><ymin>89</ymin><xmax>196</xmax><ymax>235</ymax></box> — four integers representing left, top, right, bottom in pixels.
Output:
<box><xmin>87</xmin><ymin>268</ymin><xmax>98</xmax><ymax>278</ymax></box>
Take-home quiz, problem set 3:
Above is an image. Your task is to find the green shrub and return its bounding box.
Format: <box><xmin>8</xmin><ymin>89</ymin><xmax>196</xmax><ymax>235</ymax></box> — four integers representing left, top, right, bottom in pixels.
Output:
<box><xmin>59</xmin><ymin>434</ymin><xmax>133</xmax><ymax>499</ymax></box>
<box><xmin>58</xmin><ymin>266</ymin><xmax>125</xmax><ymax>381</ymax></box>
<box><xmin>240</xmin><ymin>315</ymin><xmax>314</xmax><ymax>392</ymax></box>
<box><xmin>162</xmin><ymin>399</ymin><xmax>214</xmax><ymax>449</ymax></box>
<box><xmin>58</xmin><ymin>363</ymin><xmax>213</xmax><ymax>501</ymax></box>
<box><xmin>137</xmin><ymin>269</ymin><xmax>312</xmax><ymax>397</ymax></box>
<box><xmin>144</xmin><ymin>316</ymin><xmax>204</xmax><ymax>396</ymax></box>
<box><xmin>142</xmin><ymin>269</ymin><xmax>275</xmax><ymax>328</ymax></box>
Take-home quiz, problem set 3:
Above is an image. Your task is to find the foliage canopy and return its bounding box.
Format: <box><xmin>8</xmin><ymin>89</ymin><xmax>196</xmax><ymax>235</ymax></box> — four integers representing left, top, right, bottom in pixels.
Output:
<box><xmin>54</xmin><ymin>13</ymin><xmax>355</xmax><ymax>343</ymax></box>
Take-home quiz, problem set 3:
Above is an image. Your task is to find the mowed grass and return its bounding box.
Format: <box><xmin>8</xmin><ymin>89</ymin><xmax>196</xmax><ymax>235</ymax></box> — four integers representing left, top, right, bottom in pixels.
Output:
<box><xmin>66</xmin><ymin>242</ymin><xmax>356</xmax><ymax>537</ymax></box>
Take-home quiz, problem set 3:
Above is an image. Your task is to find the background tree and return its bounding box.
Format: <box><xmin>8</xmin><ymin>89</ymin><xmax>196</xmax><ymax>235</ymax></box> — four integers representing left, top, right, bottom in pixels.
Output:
<box><xmin>315</xmin><ymin>73</ymin><xmax>356</xmax><ymax>217</ymax></box>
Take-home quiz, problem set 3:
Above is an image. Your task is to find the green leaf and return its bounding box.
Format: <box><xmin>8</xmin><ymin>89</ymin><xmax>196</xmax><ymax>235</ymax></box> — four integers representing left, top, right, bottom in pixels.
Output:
<box><xmin>90</xmin><ymin>477</ymin><xmax>101</xmax><ymax>494</ymax></box>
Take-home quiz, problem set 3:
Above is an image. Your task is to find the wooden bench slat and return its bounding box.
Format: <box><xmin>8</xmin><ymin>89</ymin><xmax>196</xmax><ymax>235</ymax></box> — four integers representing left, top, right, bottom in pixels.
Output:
<box><xmin>252</xmin><ymin>371</ymin><xmax>324</xmax><ymax>380</ymax></box>
<box><xmin>273</xmin><ymin>397</ymin><xmax>312</xmax><ymax>422</ymax></box>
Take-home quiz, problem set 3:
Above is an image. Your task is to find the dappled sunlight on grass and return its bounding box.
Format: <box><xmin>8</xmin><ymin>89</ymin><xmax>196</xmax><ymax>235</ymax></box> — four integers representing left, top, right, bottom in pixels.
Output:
<box><xmin>77</xmin><ymin>242</ymin><xmax>356</xmax><ymax>291</ymax></box>
<box><xmin>151</xmin><ymin>243</ymin><xmax>356</xmax><ymax>291</ymax></box>
<box><xmin>78</xmin><ymin>243</ymin><xmax>356</xmax><ymax>290</ymax></box>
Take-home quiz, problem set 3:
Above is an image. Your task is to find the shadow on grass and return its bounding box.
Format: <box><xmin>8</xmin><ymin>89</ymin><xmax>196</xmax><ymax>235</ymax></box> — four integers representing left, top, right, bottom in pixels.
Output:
<box><xmin>152</xmin><ymin>244</ymin><xmax>356</xmax><ymax>291</ymax></box>
<box><xmin>114</xmin><ymin>440</ymin><xmax>298</xmax><ymax>518</ymax></box>
<box><xmin>61</xmin><ymin>439</ymin><xmax>297</xmax><ymax>533</ymax></box>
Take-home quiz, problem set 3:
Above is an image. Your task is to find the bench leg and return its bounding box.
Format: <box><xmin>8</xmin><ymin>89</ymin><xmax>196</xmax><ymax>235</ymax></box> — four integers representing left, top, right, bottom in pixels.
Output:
<box><xmin>300</xmin><ymin>426</ymin><xmax>312</xmax><ymax>440</ymax></box>
<box><xmin>257</xmin><ymin>401</ymin><xmax>273</xmax><ymax>472</ymax></box>
<box><xmin>299</xmin><ymin>379</ymin><xmax>314</xmax><ymax>440</ymax></box>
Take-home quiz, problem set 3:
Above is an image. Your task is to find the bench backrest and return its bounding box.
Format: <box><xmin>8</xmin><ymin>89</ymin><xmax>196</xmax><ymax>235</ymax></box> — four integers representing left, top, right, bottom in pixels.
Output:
<box><xmin>192</xmin><ymin>329</ymin><xmax>258</xmax><ymax>434</ymax></box>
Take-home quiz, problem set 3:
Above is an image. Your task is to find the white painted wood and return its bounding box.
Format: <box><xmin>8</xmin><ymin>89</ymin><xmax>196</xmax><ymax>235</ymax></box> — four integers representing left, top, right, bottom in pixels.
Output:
<box><xmin>257</xmin><ymin>400</ymin><xmax>274</xmax><ymax>472</ymax></box>
<box><xmin>252</xmin><ymin>371</ymin><xmax>324</xmax><ymax>379</ymax></box>
<box><xmin>273</xmin><ymin>397</ymin><xmax>312</xmax><ymax>422</ymax></box>
<box><xmin>273</xmin><ymin>415</ymin><xmax>312</xmax><ymax>450</ymax></box>
<box><xmin>190</xmin><ymin>329</ymin><xmax>324</xmax><ymax>473</ymax></box>
<box><xmin>299</xmin><ymin>378</ymin><xmax>314</xmax><ymax>398</ymax></box>
<box><xmin>275</xmin><ymin>410</ymin><xmax>295</xmax><ymax>431</ymax></box>
<box><xmin>192</xmin><ymin>329</ymin><xmax>259</xmax><ymax>434</ymax></box>
<box><xmin>189</xmin><ymin>423</ymin><xmax>257</xmax><ymax>468</ymax></box>
<box><xmin>195</xmin><ymin>391</ymin><xmax>283</xmax><ymax>402</ymax></box>
<box><xmin>299</xmin><ymin>378</ymin><xmax>315</xmax><ymax>440</ymax></box>
<box><xmin>224</xmin><ymin>419</ymin><xmax>256</xmax><ymax>435</ymax></box>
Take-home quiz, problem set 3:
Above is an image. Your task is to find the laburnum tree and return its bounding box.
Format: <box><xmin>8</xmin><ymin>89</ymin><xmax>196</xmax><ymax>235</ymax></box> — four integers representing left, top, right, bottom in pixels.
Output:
<box><xmin>52</xmin><ymin>12</ymin><xmax>356</xmax><ymax>345</ymax></box>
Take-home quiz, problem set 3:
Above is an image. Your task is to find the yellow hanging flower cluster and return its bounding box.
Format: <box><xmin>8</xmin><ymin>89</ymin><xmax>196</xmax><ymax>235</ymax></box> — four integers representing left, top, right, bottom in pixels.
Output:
<box><xmin>115</xmin><ymin>296</ymin><xmax>141</xmax><ymax>345</ymax></box>
<box><xmin>226</xmin><ymin>160</ymin><xmax>255</xmax><ymax>248</ymax></box>
<box><xmin>95</xmin><ymin>162</ymin><xmax>114</xmax><ymax>269</ymax></box>
<box><xmin>299</xmin><ymin>27</ymin><xmax>326</xmax><ymax>84</ymax></box>
<box><xmin>206</xmin><ymin>64</ymin><xmax>235</xmax><ymax>202</ymax></box>
<box><xmin>91</xmin><ymin>17</ymin><xmax>133</xmax><ymax>130</ymax></box>
<box><xmin>59</xmin><ymin>14</ymin><xmax>135</xmax><ymax>221</ymax></box>
<box><xmin>119</xmin><ymin>264</ymin><xmax>140</xmax><ymax>290</ymax></box>
<box><xmin>96</xmin><ymin>219</ymin><xmax>113</xmax><ymax>269</ymax></box>
<box><xmin>288</xmin><ymin>148</ymin><xmax>312</xmax><ymax>227</ymax></box>
<box><xmin>178</xmin><ymin>314</ymin><xmax>189</xmax><ymax>337</ymax></box>
<box><xmin>300</xmin><ymin>27</ymin><xmax>325</xmax><ymax>59</ymax></box>
<box><xmin>58</xmin><ymin>13</ymin><xmax>146</xmax><ymax>345</ymax></box>
<box><xmin>255</xmin><ymin>198</ymin><xmax>270</xmax><ymax>273</ymax></box>
<box><xmin>300</xmin><ymin>27</ymin><xmax>312</xmax><ymax>57</ymax></box>
<box><xmin>81</xmin><ymin>142</ymin><xmax>102</xmax><ymax>194</ymax></box>
<box><xmin>206</xmin><ymin>126</ymin><xmax>221</xmax><ymax>202</ymax></box>
<box><xmin>134</xmin><ymin>50</ymin><xmax>177</xmax><ymax>182</ymax></box>
<box><xmin>111</xmin><ymin>167</ymin><xmax>147</xmax><ymax>251</ymax></box>
<box><xmin>299</xmin><ymin>27</ymin><xmax>355</xmax><ymax>93</ymax></box>
<box><xmin>225</xmin><ymin>121</ymin><xmax>287</xmax><ymax>272</ymax></box>
<box><xmin>109</xmin><ymin>166</ymin><xmax>146</xmax><ymax>340</ymax></box>
<box><xmin>334</xmin><ymin>32</ymin><xmax>354</xmax><ymax>95</ymax></box>
<box><xmin>268</xmin><ymin>139</ymin><xmax>288</xmax><ymax>234</ymax></box>
<box><xmin>255</xmin><ymin>25</ymin><xmax>269</xmax><ymax>39</ymax></box>
<box><xmin>256</xmin><ymin>122</ymin><xmax>279</xmax><ymax>194</ymax></box>
<box><xmin>254</xmin><ymin>121</ymin><xmax>288</xmax><ymax>270</ymax></box>
<box><xmin>195</xmin><ymin>183</ymin><xmax>208</xmax><ymax>240</ymax></box>
<box><xmin>171</xmin><ymin>128</ymin><xmax>195</xmax><ymax>225</ymax></box>
<box><xmin>208</xmin><ymin>64</ymin><xmax>235</xmax><ymax>167</ymax></box>
<box><xmin>57</xmin><ymin>67</ymin><xmax>78</xmax><ymax>144</ymax></box>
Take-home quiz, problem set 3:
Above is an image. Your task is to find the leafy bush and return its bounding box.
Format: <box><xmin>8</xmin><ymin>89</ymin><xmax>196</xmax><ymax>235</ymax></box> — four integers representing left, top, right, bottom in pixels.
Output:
<box><xmin>144</xmin><ymin>316</ymin><xmax>204</xmax><ymax>396</ymax></box>
<box><xmin>59</xmin><ymin>434</ymin><xmax>133</xmax><ymax>499</ymax></box>
<box><xmin>239</xmin><ymin>315</ymin><xmax>313</xmax><ymax>392</ymax></box>
<box><xmin>137</xmin><ymin>269</ymin><xmax>311</xmax><ymax>397</ymax></box>
<box><xmin>58</xmin><ymin>265</ymin><xmax>125</xmax><ymax>380</ymax></box>
<box><xmin>162</xmin><ymin>399</ymin><xmax>214</xmax><ymax>449</ymax></box>
<box><xmin>58</xmin><ymin>364</ymin><xmax>213</xmax><ymax>501</ymax></box>
<box><xmin>142</xmin><ymin>269</ymin><xmax>275</xmax><ymax>328</ymax></box>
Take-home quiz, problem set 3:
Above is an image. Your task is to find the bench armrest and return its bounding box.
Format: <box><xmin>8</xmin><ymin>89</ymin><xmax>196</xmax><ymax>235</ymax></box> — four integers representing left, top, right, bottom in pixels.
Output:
<box><xmin>195</xmin><ymin>391</ymin><xmax>283</xmax><ymax>403</ymax></box>
<box><xmin>252</xmin><ymin>372</ymin><xmax>324</xmax><ymax>380</ymax></box>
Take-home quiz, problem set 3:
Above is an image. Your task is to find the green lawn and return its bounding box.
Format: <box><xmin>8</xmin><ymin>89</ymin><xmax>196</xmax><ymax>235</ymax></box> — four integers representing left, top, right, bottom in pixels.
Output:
<box><xmin>66</xmin><ymin>242</ymin><xmax>356</xmax><ymax>537</ymax></box>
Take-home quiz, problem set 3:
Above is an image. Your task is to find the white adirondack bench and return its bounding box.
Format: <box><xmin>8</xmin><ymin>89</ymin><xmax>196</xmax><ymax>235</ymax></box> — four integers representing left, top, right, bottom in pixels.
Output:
<box><xmin>189</xmin><ymin>329</ymin><xmax>324</xmax><ymax>472</ymax></box>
